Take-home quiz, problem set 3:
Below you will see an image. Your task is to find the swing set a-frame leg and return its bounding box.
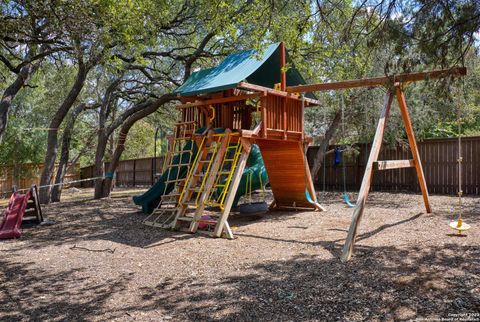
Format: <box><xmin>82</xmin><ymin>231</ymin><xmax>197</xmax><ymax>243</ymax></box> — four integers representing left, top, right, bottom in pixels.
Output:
<box><xmin>341</xmin><ymin>87</ymin><xmax>431</xmax><ymax>262</ymax></box>
<box><xmin>341</xmin><ymin>92</ymin><xmax>393</xmax><ymax>262</ymax></box>
<box><xmin>395</xmin><ymin>86</ymin><xmax>431</xmax><ymax>213</ymax></box>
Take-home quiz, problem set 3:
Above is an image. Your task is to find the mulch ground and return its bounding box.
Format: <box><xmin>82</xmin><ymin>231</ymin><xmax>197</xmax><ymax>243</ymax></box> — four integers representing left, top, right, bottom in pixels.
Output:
<box><xmin>0</xmin><ymin>190</ymin><xmax>479</xmax><ymax>321</ymax></box>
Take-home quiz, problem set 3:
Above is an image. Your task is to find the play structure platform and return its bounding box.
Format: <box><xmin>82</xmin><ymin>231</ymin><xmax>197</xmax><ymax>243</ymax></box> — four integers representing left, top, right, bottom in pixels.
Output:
<box><xmin>134</xmin><ymin>42</ymin><xmax>323</xmax><ymax>238</ymax></box>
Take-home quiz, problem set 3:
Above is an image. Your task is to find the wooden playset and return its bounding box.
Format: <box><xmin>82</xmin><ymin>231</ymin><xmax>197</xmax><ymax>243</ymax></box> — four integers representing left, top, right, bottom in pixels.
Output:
<box><xmin>133</xmin><ymin>42</ymin><xmax>466</xmax><ymax>260</ymax></box>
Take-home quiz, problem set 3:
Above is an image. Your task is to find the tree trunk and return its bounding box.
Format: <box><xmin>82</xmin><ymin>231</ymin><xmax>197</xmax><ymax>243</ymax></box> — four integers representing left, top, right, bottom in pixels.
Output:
<box><xmin>93</xmin><ymin>132</ymin><xmax>109</xmax><ymax>199</ymax></box>
<box><xmin>39</xmin><ymin>62</ymin><xmax>88</xmax><ymax>204</ymax></box>
<box><xmin>311</xmin><ymin>110</ymin><xmax>342</xmax><ymax>181</ymax></box>
<box><xmin>51</xmin><ymin>104</ymin><xmax>86</xmax><ymax>202</ymax></box>
<box><xmin>96</xmin><ymin>93</ymin><xmax>175</xmax><ymax>198</ymax></box>
<box><xmin>99</xmin><ymin>127</ymin><xmax>130</xmax><ymax>198</ymax></box>
<box><xmin>0</xmin><ymin>63</ymin><xmax>39</xmax><ymax>143</ymax></box>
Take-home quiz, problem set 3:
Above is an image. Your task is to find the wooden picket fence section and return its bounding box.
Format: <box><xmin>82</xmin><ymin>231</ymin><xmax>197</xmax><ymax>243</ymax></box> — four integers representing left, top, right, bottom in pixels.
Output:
<box><xmin>79</xmin><ymin>137</ymin><xmax>479</xmax><ymax>195</ymax></box>
<box><xmin>80</xmin><ymin>157</ymin><xmax>165</xmax><ymax>188</ymax></box>
<box><xmin>307</xmin><ymin>136</ymin><xmax>480</xmax><ymax>195</ymax></box>
<box><xmin>0</xmin><ymin>163</ymin><xmax>79</xmax><ymax>197</ymax></box>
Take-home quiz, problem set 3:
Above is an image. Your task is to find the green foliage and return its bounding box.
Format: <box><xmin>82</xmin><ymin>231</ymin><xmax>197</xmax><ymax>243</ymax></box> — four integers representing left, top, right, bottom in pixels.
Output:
<box><xmin>0</xmin><ymin>64</ymin><xmax>77</xmax><ymax>165</ymax></box>
<box><xmin>1</xmin><ymin>0</ymin><xmax>479</xmax><ymax>172</ymax></box>
<box><xmin>120</xmin><ymin>109</ymin><xmax>177</xmax><ymax>161</ymax></box>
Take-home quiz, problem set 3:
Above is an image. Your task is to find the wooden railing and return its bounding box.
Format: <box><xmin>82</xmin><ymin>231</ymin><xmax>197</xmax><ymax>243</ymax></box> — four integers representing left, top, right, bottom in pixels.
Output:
<box><xmin>261</xmin><ymin>94</ymin><xmax>303</xmax><ymax>141</ymax></box>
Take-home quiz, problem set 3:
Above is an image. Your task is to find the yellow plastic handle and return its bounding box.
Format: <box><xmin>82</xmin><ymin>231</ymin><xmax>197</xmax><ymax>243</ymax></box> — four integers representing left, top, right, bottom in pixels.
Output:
<box><xmin>209</xmin><ymin>105</ymin><xmax>216</xmax><ymax>122</ymax></box>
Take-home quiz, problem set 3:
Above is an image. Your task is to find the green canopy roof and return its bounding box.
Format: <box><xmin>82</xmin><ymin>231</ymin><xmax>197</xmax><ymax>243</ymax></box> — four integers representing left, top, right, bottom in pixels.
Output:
<box><xmin>174</xmin><ymin>43</ymin><xmax>310</xmax><ymax>97</ymax></box>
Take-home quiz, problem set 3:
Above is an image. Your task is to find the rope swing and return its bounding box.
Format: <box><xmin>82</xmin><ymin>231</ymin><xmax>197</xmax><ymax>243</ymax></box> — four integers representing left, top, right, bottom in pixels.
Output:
<box><xmin>449</xmin><ymin>84</ymin><xmax>471</xmax><ymax>234</ymax></box>
<box><xmin>341</xmin><ymin>95</ymin><xmax>355</xmax><ymax>208</ymax></box>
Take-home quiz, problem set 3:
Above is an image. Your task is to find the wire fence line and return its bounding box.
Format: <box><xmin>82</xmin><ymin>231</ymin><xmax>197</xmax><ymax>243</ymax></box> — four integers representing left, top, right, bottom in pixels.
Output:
<box><xmin>0</xmin><ymin>162</ymin><xmax>79</xmax><ymax>197</ymax></box>
<box><xmin>1</xmin><ymin>176</ymin><xmax>105</xmax><ymax>196</ymax></box>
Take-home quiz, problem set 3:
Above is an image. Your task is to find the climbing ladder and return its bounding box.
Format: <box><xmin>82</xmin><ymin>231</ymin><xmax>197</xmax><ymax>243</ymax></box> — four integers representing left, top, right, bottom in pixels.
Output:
<box><xmin>143</xmin><ymin>121</ymin><xmax>198</xmax><ymax>228</ymax></box>
<box><xmin>205</xmin><ymin>136</ymin><xmax>243</xmax><ymax>209</ymax></box>
<box><xmin>171</xmin><ymin>131</ymin><xmax>250</xmax><ymax>238</ymax></box>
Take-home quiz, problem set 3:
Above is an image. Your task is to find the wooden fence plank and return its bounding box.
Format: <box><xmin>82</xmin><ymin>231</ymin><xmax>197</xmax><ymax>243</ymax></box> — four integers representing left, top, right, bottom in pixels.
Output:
<box><xmin>74</xmin><ymin>137</ymin><xmax>480</xmax><ymax>196</ymax></box>
<box><xmin>305</xmin><ymin>136</ymin><xmax>480</xmax><ymax>195</ymax></box>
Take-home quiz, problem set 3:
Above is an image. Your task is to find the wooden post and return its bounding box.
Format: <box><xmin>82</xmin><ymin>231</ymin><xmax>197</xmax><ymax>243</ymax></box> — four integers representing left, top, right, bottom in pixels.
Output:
<box><xmin>132</xmin><ymin>159</ymin><xmax>136</xmax><ymax>187</ymax></box>
<box><xmin>261</xmin><ymin>94</ymin><xmax>267</xmax><ymax>138</ymax></box>
<box><xmin>213</xmin><ymin>138</ymin><xmax>252</xmax><ymax>238</ymax></box>
<box><xmin>300</xmin><ymin>96</ymin><xmax>305</xmax><ymax>140</ymax></box>
<box><xmin>283</xmin><ymin>98</ymin><xmax>287</xmax><ymax>139</ymax></box>
<box><xmin>341</xmin><ymin>92</ymin><xmax>393</xmax><ymax>262</ymax></box>
<box><xmin>279</xmin><ymin>42</ymin><xmax>286</xmax><ymax>91</ymax></box>
<box><xmin>395</xmin><ymin>86</ymin><xmax>432</xmax><ymax>213</ymax></box>
<box><xmin>302</xmin><ymin>141</ymin><xmax>325</xmax><ymax>211</ymax></box>
<box><xmin>151</xmin><ymin>157</ymin><xmax>155</xmax><ymax>184</ymax></box>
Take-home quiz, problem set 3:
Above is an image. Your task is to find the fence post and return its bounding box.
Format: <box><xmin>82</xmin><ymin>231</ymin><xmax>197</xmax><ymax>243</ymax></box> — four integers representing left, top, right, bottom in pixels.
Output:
<box><xmin>133</xmin><ymin>159</ymin><xmax>136</xmax><ymax>187</ymax></box>
<box><xmin>151</xmin><ymin>157</ymin><xmax>155</xmax><ymax>185</ymax></box>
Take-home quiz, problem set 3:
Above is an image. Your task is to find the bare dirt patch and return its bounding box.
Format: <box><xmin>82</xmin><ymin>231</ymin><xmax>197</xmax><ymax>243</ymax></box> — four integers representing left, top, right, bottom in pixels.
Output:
<box><xmin>1</xmin><ymin>190</ymin><xmax>479</xmax><ymax>321</ymax></box>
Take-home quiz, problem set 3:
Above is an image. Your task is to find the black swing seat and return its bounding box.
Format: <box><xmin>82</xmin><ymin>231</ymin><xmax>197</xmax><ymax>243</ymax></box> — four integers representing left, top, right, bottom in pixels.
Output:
<box><xmin>238</xmin><ymin>201</ymin><xmax>269</xmax><ymax>215</ymax></box>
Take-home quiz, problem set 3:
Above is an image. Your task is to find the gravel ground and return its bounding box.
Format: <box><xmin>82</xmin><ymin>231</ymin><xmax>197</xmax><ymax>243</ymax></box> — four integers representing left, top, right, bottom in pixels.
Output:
<box><xmin>0</xmin><ymin>189</ymin><xmax>479</xmax><ymax>321</ymax></box>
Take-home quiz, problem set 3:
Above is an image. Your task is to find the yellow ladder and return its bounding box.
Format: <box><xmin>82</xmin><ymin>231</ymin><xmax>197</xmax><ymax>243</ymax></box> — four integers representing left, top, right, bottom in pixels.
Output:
<box><xmin>143</xmin><ymin>121</ymin><xmax>198</xmax><ymax>228</ymax></box>
<box><xmin>171</xmin><ymin>131</ymin><xmax>229</xmax><ymax>228</ymax></box>
<box><xmin>205</xmin><ymin>135</ymin><xmax>243</xmax><ymax>210</ymax></box>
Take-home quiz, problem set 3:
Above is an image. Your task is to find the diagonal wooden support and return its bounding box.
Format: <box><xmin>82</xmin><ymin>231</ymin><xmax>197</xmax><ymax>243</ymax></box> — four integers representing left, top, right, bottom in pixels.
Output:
<box><xmin>213</xmin><ymin>138</ymin><xmax>252</xmax><ymax>238</ymax></box>
<box><xmin>395</xmin><ymin>86</ymin><xmax>432</xmax><ymax>213</ymax></box>
<box><xmin>341</xmin><ymin>92</ymin><xmax>393</xmax><ymax>262</ymax></box>
<box><xmin>302</xmin><ymin>141</ymin><xmax>325</xmax><ymax>211</ymax></box>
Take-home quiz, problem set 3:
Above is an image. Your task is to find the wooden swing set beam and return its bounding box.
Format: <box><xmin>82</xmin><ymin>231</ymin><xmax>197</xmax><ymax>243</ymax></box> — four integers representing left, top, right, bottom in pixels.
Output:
<box><xmin>286</xmin><ymin>67</ymin><xmax>466</xmax><ymax>93</ymax></box>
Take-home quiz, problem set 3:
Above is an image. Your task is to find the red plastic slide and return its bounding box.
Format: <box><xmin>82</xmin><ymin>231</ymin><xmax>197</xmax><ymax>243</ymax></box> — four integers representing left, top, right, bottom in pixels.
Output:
<box><xmin>0</xmin><ymin>190</ymin><xmax>31</xmax><ymax>239</ymax></box>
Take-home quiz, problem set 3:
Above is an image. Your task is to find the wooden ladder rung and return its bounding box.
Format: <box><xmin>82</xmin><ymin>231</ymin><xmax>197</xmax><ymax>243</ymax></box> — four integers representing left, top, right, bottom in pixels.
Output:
<box><xmin>164</xmin><ymin>179</ymin><xmax>185</xmax><ymax>184</ymax></box>
<box><xmin>177</xmin><ymin>216</ymin><xmax>193</xmax><ymax>221</ymax></box>
<box><xmin>182</xmin><ymin>201</ymin><xmax>198</xmax><ymax>207</ymax></box>
<box><xmin>166</xmin><ymin>163</ymin><xmax>191</xmax><ymax>168</ymax></box>
<box><xmin>144</xmin><ymin>221</ymin><xmax>172</xmax><ymax>228</ymax></box>
<box><xmin>154</xmin><ymin>207</ymin><xmax>177</xmax><ymax>212</ymax></box>
<box><xmin>161</xmin><ymin>193</ymin><xmax>180</xmax><ymax>200</ymax></box>
<box><xmin>374</xmin><ymin>159</ymin><xmax>415</xmax><ymax>171</ymax></box>
<box><xmin>175</xmin><ymin>121</ymin><xmax>197</xmax><ymax>126</ymax></box>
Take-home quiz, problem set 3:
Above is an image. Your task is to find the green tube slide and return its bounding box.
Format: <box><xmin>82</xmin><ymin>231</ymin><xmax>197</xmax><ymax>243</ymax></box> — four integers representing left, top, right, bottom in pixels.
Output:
<box><xmin>232</xmin><ymin>144</ymin><xmax>268</xmax><ymax>207</ymax></box>
<box><xmin>133</xmin><ymin>129</ymin><xmax>268</xmax><ymax>214</ymax></box>
<box><xmin>133</xmin><ymin>140</ymin><xmax>198</xmax><ymax>214</ymax></box>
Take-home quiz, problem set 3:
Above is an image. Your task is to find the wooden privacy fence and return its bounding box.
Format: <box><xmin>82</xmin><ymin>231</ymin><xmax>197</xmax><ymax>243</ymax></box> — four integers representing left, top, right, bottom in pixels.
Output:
<box><xmin>80</xmin><ymin>137</ymin><xmax>479</xmax><ymax>195</ymax></box>
<box><xmin>80</xmin><ymin>157</ymin><xmax>165</xmax><ymax>188</ymax></box>
<box><xmin>307</xmin><ymin>136</ymin><xmax>480</xmax><ymax>195</ymax></box>
<box><xmin>0</xmin><ymin>163</ymin><xmax>79</xmax><ymax>197</ymax></box>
